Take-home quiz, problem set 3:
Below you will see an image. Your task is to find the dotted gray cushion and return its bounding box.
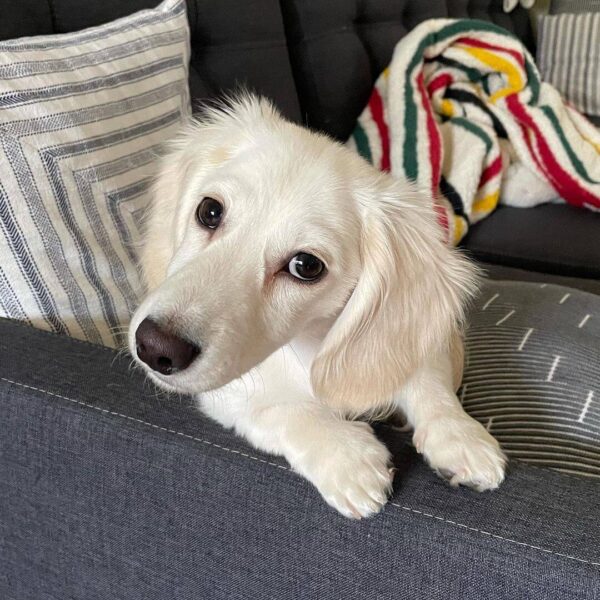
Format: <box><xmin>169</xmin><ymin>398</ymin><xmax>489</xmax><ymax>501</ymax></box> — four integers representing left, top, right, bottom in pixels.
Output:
<box><xmin>462</xmin><ymin>280</ymin><xmax>599</xmax><ymax>477</ymax></box>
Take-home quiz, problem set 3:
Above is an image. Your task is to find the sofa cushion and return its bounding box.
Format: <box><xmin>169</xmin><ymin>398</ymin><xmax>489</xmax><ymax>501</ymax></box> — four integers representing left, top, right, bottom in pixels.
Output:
<box><xmin>0</xmin><ymin>0</ymin><xmax>191</xmax><ymax>347</ymax></box>
<box><xmin>462</xmin><ymin>280</ymin><xmax>600</xmax><ymax>477</ymax></box>
<box><xmin>0</xmin><ymin>0</ymin><xmax>301</xmax><ymax>123</ymax></box>
<box><xmin>1</xmin><ymin>308</ymin><xmax>599</xmax><ymax>599</ymax></box>
<box><xmin>461</xmin><ymin>203</ymin><xmax>600</xmax><ymax>279</ymax></box>
<box><xmin>481</xmin><ymin>261</ymin><xmax>600</xmax><ymax>295</ymax></box>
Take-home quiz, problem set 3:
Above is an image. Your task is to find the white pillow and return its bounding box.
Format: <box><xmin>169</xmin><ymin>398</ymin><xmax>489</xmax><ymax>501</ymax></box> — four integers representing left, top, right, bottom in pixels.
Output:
<box><xmin>0</xmin><ymin>0</ymin><xmax>191</xmax><ymax>347</ymax></box>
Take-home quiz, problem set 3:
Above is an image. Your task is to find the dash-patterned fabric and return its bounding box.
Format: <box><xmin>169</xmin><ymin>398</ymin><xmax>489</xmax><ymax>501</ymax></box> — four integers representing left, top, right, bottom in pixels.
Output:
<box><xmin>349</xmin><ymin>19</ymin><xmax>600</xmax><ymax>245</ymax></box>
<box><xmin>0</xmin><ymin>0</ymin><xmax>191</xmax><ymax>347</ymax></box>
<box><xmin>537</xmin><ymin>11</ymin><xmax>600</xmax><ymax>121</ymax></box>
<box><xmin>462</xmin><ymin>281</ymin><xmax>600</xmax><ymax>478</ymax></box>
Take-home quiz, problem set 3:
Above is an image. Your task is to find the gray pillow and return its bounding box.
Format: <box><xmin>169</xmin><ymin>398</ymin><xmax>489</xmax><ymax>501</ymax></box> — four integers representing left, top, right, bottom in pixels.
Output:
<box><xmin>550</xmin><ymin>0</ymin><xmax>600</xmax><ymax>13</ymax></box>
<box><xmin>462</xmin><ymin>280</ymin><xmax>599</xmax><ymax>478</ymax></box>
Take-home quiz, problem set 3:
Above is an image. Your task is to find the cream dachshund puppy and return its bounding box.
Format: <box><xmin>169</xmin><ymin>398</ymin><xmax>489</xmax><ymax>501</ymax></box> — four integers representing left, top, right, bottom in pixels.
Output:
<box><xmin>129</xmin><ymin>95</ymin><xmax>506</xmax><ymax>519</ymax></box>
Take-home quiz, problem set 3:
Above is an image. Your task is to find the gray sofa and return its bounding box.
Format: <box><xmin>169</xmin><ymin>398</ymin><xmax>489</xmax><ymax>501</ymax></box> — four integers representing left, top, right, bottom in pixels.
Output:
<box><xmin>1</xmin><ymin>1</ymin><xmax>599</xmax><ymax>598</ymax></box>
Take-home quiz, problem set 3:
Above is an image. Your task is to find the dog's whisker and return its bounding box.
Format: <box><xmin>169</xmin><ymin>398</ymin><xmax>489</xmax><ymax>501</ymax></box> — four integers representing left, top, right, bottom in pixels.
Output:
<box><xmin>287</xmin><ymin>343</ymin><xmax>308</xmax><ymax>379</ymax></box>
<box><xmin>256</xmin><ymin>368</ymin><xmax>266</xmax><ymax>397</ymax></box>
<box><xmin>241</xmin><ymin>374</ymin><xmax>251</xmax><ymax>405</ymax></box>
<box><xmin>279</xmin><ymin>346</ymin><xmax>288</xmax><ymax>381</ymax></box>
<box><xmin>128</xmin><ymin>358</ymin><xmax>142</xmax><ymax>375</ymax></box>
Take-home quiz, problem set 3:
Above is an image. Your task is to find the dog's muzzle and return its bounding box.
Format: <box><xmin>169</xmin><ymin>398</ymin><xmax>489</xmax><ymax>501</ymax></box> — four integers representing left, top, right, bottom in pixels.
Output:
<box><xmin>135</xmin><ymin>318</ymin><xmax>200</xmax><ymax>375</ymax></box>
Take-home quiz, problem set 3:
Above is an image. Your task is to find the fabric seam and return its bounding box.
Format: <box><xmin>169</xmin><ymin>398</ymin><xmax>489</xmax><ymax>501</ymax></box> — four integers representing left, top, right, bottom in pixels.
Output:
<box><xmin>2</xmin><ymin>375</ymin><xmax>599</xmax><ymax>568</ymax></box>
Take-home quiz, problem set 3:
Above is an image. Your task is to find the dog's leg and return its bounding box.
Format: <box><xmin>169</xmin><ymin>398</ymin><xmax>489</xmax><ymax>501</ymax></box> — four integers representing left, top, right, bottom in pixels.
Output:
<box><xmin>394</xmin><ymin>343</ymin><xmax>506</xmax><ymax>490</ymax></box>
<box><xmin>200</xmin><ymin>373</ymin><xmax>394</xmax><ymax>519</ymax></box>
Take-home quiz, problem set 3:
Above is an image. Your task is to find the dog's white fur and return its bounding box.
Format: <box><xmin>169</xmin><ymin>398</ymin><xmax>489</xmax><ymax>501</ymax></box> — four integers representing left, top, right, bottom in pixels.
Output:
<box><xmin>129</xmin><ymin>95</ymin><xmax>506</xmax><ymax>518</ymax></box>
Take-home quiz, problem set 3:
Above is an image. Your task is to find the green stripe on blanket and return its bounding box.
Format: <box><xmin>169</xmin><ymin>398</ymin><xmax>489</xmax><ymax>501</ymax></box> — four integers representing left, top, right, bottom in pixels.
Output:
<box><xmin>352</xmin><ymin>123</ymin><xmax>372</xmax><ymax>163</ymax></box>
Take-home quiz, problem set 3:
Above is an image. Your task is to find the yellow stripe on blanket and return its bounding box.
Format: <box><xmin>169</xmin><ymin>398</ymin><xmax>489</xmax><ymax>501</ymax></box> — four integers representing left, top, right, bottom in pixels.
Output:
<box><xmin>440</xmin><ymin>99</ymin><xmax>454</xmax><ymax>117</ymax></box>
<box><xmin>582</xmin><ymin>134</ymin><xmax>600</xmax><ymax>154</ymax></box>
<box><xmin>458</xmin><ymin>45</ymin><xmax>523</xmax><ymax>103</ymax></box>
<box><xmin>452</xmin><ymin>215</ymin><xmax>467</xmax><ymax>245</ymax></box>
<box><xmin>473</xmin><ymin>190</ymin><xmax>500</xmax><ymax>213</ymax></box>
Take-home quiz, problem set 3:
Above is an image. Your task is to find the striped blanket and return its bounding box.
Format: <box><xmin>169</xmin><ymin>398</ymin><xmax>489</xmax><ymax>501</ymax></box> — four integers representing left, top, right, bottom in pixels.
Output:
<box><xmin>349</xmin><ymin>19</ymin><xmax>600</xmax><ymax>245</ymax></box>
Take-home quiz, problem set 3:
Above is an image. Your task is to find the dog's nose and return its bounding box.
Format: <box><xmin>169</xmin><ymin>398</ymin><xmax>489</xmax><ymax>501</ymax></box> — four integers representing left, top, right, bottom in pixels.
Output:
<box><xmin>135</xmin><ymin>318</ymin><xmax>200</xmax><ymax>375</ymax></box>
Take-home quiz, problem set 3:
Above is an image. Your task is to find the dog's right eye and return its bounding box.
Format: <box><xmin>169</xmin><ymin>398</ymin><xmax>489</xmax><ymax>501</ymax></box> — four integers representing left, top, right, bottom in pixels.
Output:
<box><xmin>287</xmin><ymin>253</ymin><xmax>325</xmax><ymax>282</ymax></box>
<box><xmin>196</xmin><ymin>197</ymin><xmax>223</xmax><ymax>229</ymax></box>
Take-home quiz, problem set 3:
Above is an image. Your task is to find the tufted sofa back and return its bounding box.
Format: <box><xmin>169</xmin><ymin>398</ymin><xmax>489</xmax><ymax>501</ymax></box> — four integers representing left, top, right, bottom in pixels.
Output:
<box><xmin>0</xmin><ymin>0</ymin><xmax>532</xmax><ymax>137</ymax></box>
<box><xmin>280</xmin><ymin>0</ymin><xmax>533</xmax><ymax>139</ymax></box>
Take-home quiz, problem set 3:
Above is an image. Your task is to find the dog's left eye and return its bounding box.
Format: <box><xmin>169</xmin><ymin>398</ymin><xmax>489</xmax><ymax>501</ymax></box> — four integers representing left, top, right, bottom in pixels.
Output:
<box><xmin>196</xmin><ymin>197</ymin><xmax>223</xmax><ymax>229</ymax></box>
<box><xmin>287</xmin><ymin>253</ymin><xmax>325</xmax><ymax>282</ymax></box>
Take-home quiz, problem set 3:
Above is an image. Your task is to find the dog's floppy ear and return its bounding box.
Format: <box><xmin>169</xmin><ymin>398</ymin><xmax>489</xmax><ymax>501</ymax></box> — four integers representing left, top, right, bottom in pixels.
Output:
<box><xmin>310</xmin><ymin>173</ymin><xmax>478</xmax><ymax>417</ymax></box>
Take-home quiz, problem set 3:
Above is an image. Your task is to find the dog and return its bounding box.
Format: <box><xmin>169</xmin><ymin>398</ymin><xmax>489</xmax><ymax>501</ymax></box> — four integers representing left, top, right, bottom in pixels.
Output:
<box><xmin>129</xmin><ymin>94</ymin><xmax>506</xmax><ymax>519</ymax></box>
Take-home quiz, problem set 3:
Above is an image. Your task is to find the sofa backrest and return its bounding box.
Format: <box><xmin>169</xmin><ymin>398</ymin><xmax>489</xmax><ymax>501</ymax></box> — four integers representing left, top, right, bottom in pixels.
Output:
<box><xmin>280</xmin><ymin>0</ymin><xmax>534</xmax><ymax>140</ymax></box>
<box><xmin>0</xmin><ymin>0</ymin><xmax>533</xmax><ymax>135</ymax></box>
<box><xmin>0</xmin><ymin>0</ymin><xmax>302</xmax><ymax>122</ymax></box>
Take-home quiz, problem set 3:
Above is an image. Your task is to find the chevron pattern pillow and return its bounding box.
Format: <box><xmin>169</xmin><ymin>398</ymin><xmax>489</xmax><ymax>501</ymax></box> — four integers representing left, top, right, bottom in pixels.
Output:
<box><xmin>0</xmin><ymin>0</ymin><xmax>191</xmax><ymax>348</ymax></box>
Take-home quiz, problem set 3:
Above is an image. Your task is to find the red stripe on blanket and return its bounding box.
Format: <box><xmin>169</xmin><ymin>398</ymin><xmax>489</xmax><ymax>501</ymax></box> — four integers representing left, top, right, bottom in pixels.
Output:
<box><xmin>516</xmin><ymin>119</ymin><xmax>552</xmax><ymax>184</ymax></box>
<box><xmin>417</xmin><ymin>71</ymin><xmax>448</xmax><ymax>234</ymax></box>
<box><xmin>427</xmin><ymin>73</ymin><xmax>453</xmax><ymax>96</ymax></box>
<box><xmin>513</xmin><ymin>114</ymin><xmax>574</xmax><ymax>201</ymax></box>
<box><xmin>479</xmin><ymin>155</ymin><xmax>502</xmax><ymax>187</ymax></box>
<box><xmin>507</xmin><ymin>95</ymin><xmax>600</xmax><ymax>208</ymax></box>
<box><xmin>455</xmin><ymin>36</ymin><xmax>525</xmax><ymax>68</ymax></box>
<box><xmin>368</xmin><ymin>88</ymin><xmax>391</xmax><ymax>172</ymax></box>
<box><xmin>417</xmin><ymin>71</ymin><xmax>442</xmax><ymax>195</ymax></box>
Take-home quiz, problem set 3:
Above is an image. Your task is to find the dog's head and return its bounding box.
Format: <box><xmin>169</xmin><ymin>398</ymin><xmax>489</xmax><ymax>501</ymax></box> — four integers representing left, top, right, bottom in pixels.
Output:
<box><xmin>129</xmin><ymin>95</ymin><xmax>477</xmax><ymax>414</ymax></box>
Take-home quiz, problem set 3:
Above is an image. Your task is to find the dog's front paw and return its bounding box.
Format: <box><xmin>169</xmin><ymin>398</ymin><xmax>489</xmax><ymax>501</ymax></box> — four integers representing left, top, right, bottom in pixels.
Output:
<box><xmin>414</xmin><ymin>414</ymin><xmax>506</xmax><ymax>491</ymax></box>
<box><xmin>296</xmin><ymin>421</ymin><xmax>394</xmax><ymax>519</ymax></box>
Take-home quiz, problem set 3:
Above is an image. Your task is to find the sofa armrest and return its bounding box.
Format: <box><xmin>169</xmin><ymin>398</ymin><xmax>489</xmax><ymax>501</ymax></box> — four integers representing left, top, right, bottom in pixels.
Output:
<box><xmin>1</xmin><ymin>318</ymin><xmax>598</xmax><ymax>599</ymax></box>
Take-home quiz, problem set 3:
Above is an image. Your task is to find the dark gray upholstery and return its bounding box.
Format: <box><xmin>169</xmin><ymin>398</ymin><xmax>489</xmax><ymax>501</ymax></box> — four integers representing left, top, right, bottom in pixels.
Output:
<box><xmin>1</xmin><ymin>316</ymin><xmax>599</xmax><ymax>600</ymax></box>
<box><xmin>0</xmin><ymin>1</ymin><xmax>599</xmax><ymax>597</ymax></box>
<box><xmin>463</xmin><ymin>204</ymin><xmax>600</xmax><ymax>281</ymax></box>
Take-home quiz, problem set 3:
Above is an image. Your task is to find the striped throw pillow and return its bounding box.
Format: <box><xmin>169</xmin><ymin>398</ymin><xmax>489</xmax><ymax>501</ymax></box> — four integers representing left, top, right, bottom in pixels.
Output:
<box><xmin>537</xmin><ymin>11</ymin><xmax>600</xmax><ymax>122</ymax></box>
<box><xmin>550</xmin><ymin>0</ymin><xmax>600</xmax><ymax>13</ymax></box>
<box><xmin>0</xmin><ymin>0</ymin><xmax>191</xmax><ymax>348</ymax></box>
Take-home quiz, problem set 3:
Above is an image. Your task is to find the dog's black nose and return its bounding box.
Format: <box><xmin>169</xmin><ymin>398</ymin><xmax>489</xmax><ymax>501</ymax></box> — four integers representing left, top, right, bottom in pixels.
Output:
<box><xmin>135</xmin><ymin>318</ymin><xmax>200</xmax><ymax>375</ymax></box>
